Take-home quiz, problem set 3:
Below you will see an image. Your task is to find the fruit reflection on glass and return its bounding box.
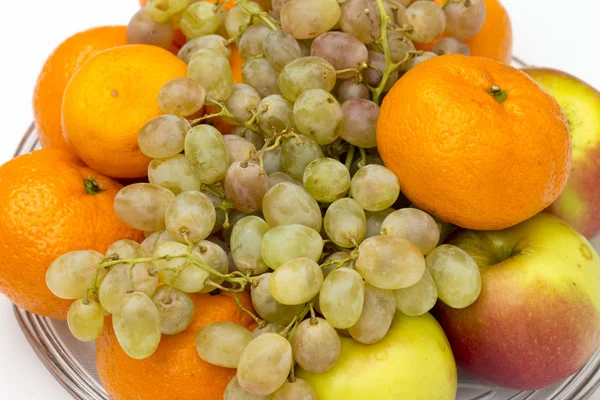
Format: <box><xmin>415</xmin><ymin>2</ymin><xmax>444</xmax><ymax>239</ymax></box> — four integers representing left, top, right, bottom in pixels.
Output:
<box><xmin>0</xmin><ymin>0</ymin><xmax>596</xmax><ymax>399</ymax></box>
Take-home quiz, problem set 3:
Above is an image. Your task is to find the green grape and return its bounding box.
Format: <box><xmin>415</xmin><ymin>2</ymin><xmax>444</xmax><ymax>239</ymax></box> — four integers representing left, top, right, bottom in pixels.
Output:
<box><xmin>180</xmin><ymin>1</ymin><xmax>224</xmax><ymax>39</ymax></box>
<box><xmin>394</xmin><ymin>268</ymin><xmax>437</xmax><ymax>316</ymax></box>
<box><xmin>261</xmin><ymin>225</ymin><xmax>323</xmax><ymax>269</ymax></box>
<box><xmin>237</xmin><ymin>333</ymin><xmax>293</xmax><ymax>395</ymax></box>
<box><xmin>184</xmin><ymin>125</ymin><xmax>229</xmax><ymax>184</ymax></box>
<box><xmin>339</xmin><ymin>0</ymin><xmax>381</xmax><ymax>44</ymax></box>
<box><xmin>363</xmin><ymin>51</ymin><xmax>398</xmax><ymax>91</ymax></box>
<box><xmin>355</xmin><ymin>235</ymin><xmax>425</xmax><ymax>290</ymax></box>
<box><xmin>269</xmin><ymin>258</ymin><xmax>323</xmax><ymax>305</ymax></box>
<box><xmin>340</xmin><ymin>99</ymin><xmax>379</xmax><ymax>148</ymax></box>
<box><xmin>141</xmin><ymin>230</ymin><xmax>175</xmax><ymax>256</ymax></box>
<box><xmin>444</xmin><ymin>0</ymin><xmax>486</xmax><ymax>40</ymax></box>
<box><xmin>281</xmin><ymin>0</ymin><xmax>341</xmax><ymax>39</ymax></box>
<box><xmin>278</xmin><ymin>57</ymin><xmax>336</xmax><ymax>102</ymax></box>
<box><xmin>365</xmin><ymin>208</ymin><xmax>395</xmax><ymax>239</ymax></box>
<box><xmin>138</xmin><ymin>114</ymin><xmax>191</xmax><ymax>159</ymax></box>
<box><xmin>112</xmin><ymin>292</ymin><xmax>161</xmax><ymax>359</ymax></box>
<box><xmin>152</xmin><ymin>286</ymin><xmax>194</xmax><ymax>334</ymax></box>
<box><xmin>405</xmin><ymin>51</ymin><xmax>437</xmax><ymax>71</ymax></box>
<box><xmin>233</xmin><ymin>126</ymin><xmax>266</xmax><ymax>149</ymax></box>
<box><xmin>262</xmin><ymin>183</ymin><xmax>322</xmax><ymax>231</ymax></box>
<box><xmin>251</xmin><ymin>273</ymin><xmax>304</xmax><ymax>325</ymax></box>
<box><xmin>224</xmin><ymin>161</ymin><xmax>269</xmax><ymax>213</ymax></box>
<box><xmin>293</xmin><ymin>89</ymin><xmax>343</xmax><ymax>145</ymax></box>
<box><xmin>432</xmin><ymin>36</ymin><xmax>471</xmax><ymax>56</ymax></box>
<box><xmin>336</xmin><ymin>79</ymin><xmax>370</xmax><ymax>104</ymax></box>
<box><xmin>273</xmin><ymin>379</ymin><xmax>318</xmax><ymax>400</ymax></box>
<box><xmin>257</xmin><ymin>95</ymin><xmax>295</xmax><ymax>137</ymax></box>
<box><xmin>324</xmin><ymin>198</ymin><xmax>367</xmax><ymax>248</ymax></box>
<box><xmin>106</xmin><ymin>238</ymin><xmax>146</xmax><ymax>260</ymax></box>
<box><xmin>319</xmin><ymin>267</ymin><xmax>364</xmax><ymax>329</ymax></box>
<box><xmin>46</xmin><ymin>250</ymin><xmax>104</xmax><ymax>300</ymax></box>
<box><xmin>348</xmin><ymin>283</ymin><xmax>396</xmax><ymax>344</ymax></box>
<box><xmin>223</xmin><ymin>209</ymin><xmax>260</xmax><ymax>245</ymax></box>
<box><xmin>230</xmin><ymin>216</ymin><xmax>270</xmax><ymax>276</ymax></box>
<box><xmin>401</xmin><ymin>1</ymin><xmax>446</xmax><ymax>43</ymax></box>
<box><xmin>154</xmin><ymin>242</ymin><xmax>210</xmax><ymax>293</ymax></box>
<box><xmin>302</xmin><ymin>158</ymin><xmax>351</xmax><ymax>203</ymax></box>
<box><xmin>99</xmin><ymin>261</ymin><xmax>158</xmax><ymax>314</ymax></box>
<box><xmin>291</xmin><ymin>317</ymin><xmax>341</xmax><ymax>373</ymax></box>
<box><xmin>384</xmin><ymin>30</ymin><xmax>416</xmax><ymax>65</ymax></box>
<box><xmin>195</xmin><ymin>240</ymin><xmax>229</xmax><ymax>293</ymax></box>
<box><xmin>188</xmin><ymin>49</ymin><xmax>233</xmax><ymax>101</ymax></box>
<box><xmin>263</xmin><ymin>147</ymin><xmax>282</xmax><ymax>174</ymax></box>
<box><xmin>280</xmin><ymin>135</ymin><xmax>324</xmax><ymax>179</ymax></box>
<box><xmin>351</xmin><ymin>165</ymin><xmax>400</xmax><ymax>212</ymax></box>
<box><xmin>158</xmin><ymin>78</ymin><xmax>206</xmax><ymax>117</ymax></box>
<box><xmin>146</xmin><ymin>0</ymin><xmax>190</xmax><ymax>23</ymax></box>
<box><xmin>224</xmin><ymin>84</ymin><xmax>261</xmax><ymax>126</ymax></box>
<box><xmin>127</xmin><ymin>9</ymin><xmax>174</xmax><ymax>50</ymax></box>
<box><xmin>114</xmin><ymin>184</ymin><xmax>175</xmax><ymax>231</ymax></box>
<box><xmin>224</xmin><ymin>375</ymin><xmax>272</xmax><ymax>400</ymax></box>
<box><xmin>311</xmin><ymin>32</ymin><xmax>368</xmax><ymax>79</ymax></box>
<box><xmin>224</xmin><ymin>135</ymin><xmax>256</xmax><ymax>166</ymax></box>
<box><xmin>165</xmin><ymin>191</ymin><xmax>216</xmax><ymax>243</ymax></box>
<box><xmin>196</xmin><ymin>321</ymin><xmax>254</xmax><ymax>368</ymax></box>
<box><xmin>67</xmin><ymin>299</ymin><xmax>104</xmax><ymax>342</ymax></box>
<box><xmin>178</xmin><ymin>34</ymin><xmax>231</xmax><ymax>63</ymax></box>
<box><xmin>242</xmin><ymin>58</ymin><xmax>281</xmax><ymax>97</ymax></box>
<box><xmin>238</xmin><ymin>24</ymin><xmax>271</xmax><ymax>61</ymax></box>
<box><xmin>253</xmin><ymin>323</ymin><xmax>284</xmax><ymax>337</ymax></box>
<box><xmin>263</xmin><ymin>30</ymin><xmax>302</xmax><ymax>71</ymax></box>
<box><xmin>225</xmin><ymin>2</ymin><xmax>263</xmax><ymax>39</ymax></box>
<box><xmin>148</xmin><ymin>155</ymin><xmax>201</xmax><ymax>194</ymax></box>
<box><xmin>268</xmin><ymin>172</ymin><xmax>299</xmax><ymax>188</ymax></box>
<box><xmin>426</xmin><ymin>244</ymin><xmax>481</xmax><ymax>309</ymax></box>
<box><xmin>381</xmin><ymin>208</ymin><xmax>440</xmax><ymax>255</ymax></box>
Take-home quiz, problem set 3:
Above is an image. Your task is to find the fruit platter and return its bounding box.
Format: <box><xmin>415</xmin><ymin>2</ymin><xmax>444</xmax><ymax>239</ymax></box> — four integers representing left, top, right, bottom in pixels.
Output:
<box><xmin>4</xmin><ymin>0</ymin><xmax>600</xmax><ymax>399</ymax></box>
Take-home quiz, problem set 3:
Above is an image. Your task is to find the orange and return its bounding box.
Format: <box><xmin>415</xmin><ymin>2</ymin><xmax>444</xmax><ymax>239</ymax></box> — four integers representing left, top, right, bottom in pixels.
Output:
<box><xmin>62</xmin><ymin>45</ymin><xmax>187</xmax><ymax>178</ymax></box>
<box><xmin>96</xmin><ymin>291</ymin><xmax>256</xmax><ymax>400</ymax></box>
<box><xmin>230</xmin><ymin>43</ymin><xmax>243</xmax><ymax>84</ymax></box>
<box><xmin>377</xmin><ymin>55</ymin><xmax>571</xmax><ymax>230</ymax></box>
<box><xmin>416</xmin><ymin>0</ymin><xmax>513</xmax><ymax>64</ymax></box>
<box><xmin>33</xmin><ymin>26</ymin><xmax>128</xmax><ymax>152</ymax></box>
<box><xmin>0</xmin><ymin>149</ymin><xmax>144</xmax><ymax>320</ymax></box>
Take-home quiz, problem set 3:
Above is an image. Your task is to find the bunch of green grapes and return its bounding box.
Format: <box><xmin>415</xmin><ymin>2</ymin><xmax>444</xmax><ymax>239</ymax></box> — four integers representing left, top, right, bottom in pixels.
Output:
<box><xmin>45</xmin><ymin>0</ymin><xmax>488</xmax><ymax>397</ymax></box>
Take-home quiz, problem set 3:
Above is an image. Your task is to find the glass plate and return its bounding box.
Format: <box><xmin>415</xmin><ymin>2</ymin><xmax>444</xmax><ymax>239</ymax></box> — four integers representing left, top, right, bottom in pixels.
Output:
<box><xmin>13</xmin><ymin>114</ymin><xmax>600</xmax><ymax>400</ymax></box>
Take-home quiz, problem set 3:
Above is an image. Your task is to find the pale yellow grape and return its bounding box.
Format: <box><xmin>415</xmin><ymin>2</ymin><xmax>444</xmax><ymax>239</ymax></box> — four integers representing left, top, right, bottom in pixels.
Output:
<box><xmin>138</xmin><ymin>114</ymin><xmax>191</xmax><ymax>159</ymax></box>
<box><xmin>426</xmin><ymin>244</ymin><xmax>482</xmax><ymax>309</ymax></box>
<box><xmin>261</xmin><ymin>224</ymin><xmax>323</xmax><ymax>270</ymax></box>
<box><xmin>319</xmin><ymin>267</ymin><xmax>364</xmax><ymax>329</ymax></box>
<box><xmin>302</xmin><ymin>158</ymin><xmax>351</xmax><ymax>203</ymax></box>
<box><xmin>321</xmin><ymin>252</ymin><xmax>354</xmax><ymax>278</ymax></box>
<box><xmin>146</xmin><ymin>0</ymin><xmax>190</xmax><ymax>23</ymax></box>
<box><xmin>293</xmin><ymin>89</ymin><xmax>343</xmax><ymax>145</ymax></box>
<box><xmin>224</xmin><ymin>375</ymin><xmax>271</xmax><ymax>400</ymax></box>
<box><xmin>243</xmin><ymin>58</ymin><xmax>282</xmax><ymax>98</ymax></box>
<box><xmin>394</xmin><ymin>268</ymin><xmax>438</xmax><ymax>316</ymax></box>
<box><xmin>113</xmin><ymin>292</ymin><xmax>161</xmax><ymax>359</ymax></box>
<box><xmin>180</xmin><ymin>1</ymin><xmax>223</xmax><ymax>39</ymax></box>
<box><xmin>269</xmin><ymin>258</ymin><xmax>323</xmax><ymax>305</ymax></box>
<box><xmin>98</xmin><ymin>263</ymin><xmax>159</xmax><ymax>313</ymax></box>
<box><xmin>152</xmin><ymin>286</ymin><xmax>194</xmax><ymax>335</ymax></box>
<box><xmin>106</xmin><ymin>238</ymin><xmax>146</xmax><ymax>260</ymax></box>
<box><xmin>253</xmin><ymin>323</ymin><xmax>284</xmax><ymax>337</ymax></box>
<box><xmin>268</xmin><ymin>172</ymin><xmax>300</xmax><ymax>188</ymax></box>
<box><xmin>257</xmin><ymin>95</ymin><xmax>295</xmax><ymax>137</ymax></box>
<box><xmin>278</xmin><ymin>57</ymin><xmax>337</xmax><ymax>102</ymax></box>
<box><xmin>223</xmin><ymin>84</ymin><xmax>261</xmax><ymax>126</ymax></box>
<box><xmin>225</xmin><ymin>2</ymin><xmax>263</xmax><ymax>39</ymax></box>
<box><xmin>148</xmin><ymin>155</ymin><xmax>202</xmax><ymax>195</ymax></box>
<box><xmin>262</xmin><ymin>183</ymin><xmax>322</xmax><ymax>231</ymax></box>
<box><xmin>223</xmin><ymin>209</ymin><xmax>258</xmax><ymax>244</ymax></box>
<box><xmin>231</xmin><ymin>216</ymin><xmax>270</xmax><ymax>275</ymax></box>
<box><xmin>381</xmin><ymin>208</ymin><xmax>440</xmax><ymax>255</ymax></box>
<box><xmin>263</xmin><ymin>147</ymin><xmax>282</xmax><ymax>175</ymax></box>
<box><xmin>114</xmin><ymin>183</ymin><xmax>175</xmax><ymax>231</ymax></box>
<box><xmin>351</xmin><ymin>165</ymin><xmax>400</xmax><ymax>212</ymax></box>
<box><xmin>324</xmin><ymin>198</ymin><xmax>367</xmax><ymax>248</ymax></box>
<box><xmin>158</xmin><ymin>77</ymin><xmax>206</xmax><ymax>117</ymax></box>
<box><xmin>365</xmin><ymin>208</ymin><xmax>395</xmax><ymax>239</ymax></box>
<box><xmin>348</xmin><ymin>283</ymin><xmax>396</xmax><ymax>344</ymax></box>
<box><xmin>184</xmin><ymin>125</ymin><xmax>230</xmax><ymax>184</ymax></box>
<box><xmin>141</xmin><ymin>230</ymin><xmax>175</xmax><ymax>257</ymax></box>
<box><xmin>237</xmin><ymin>333</ymin><xmax>293</xmax><ymax>395</ymax></box>
<box><xmin>273</xmin><ymin>379</ymin><xmax>318</xmax><ymax>400</ymax></box>
<box><xmin>195</xmin><ymin>240</ymin><xmax>229</xmax><ymax>293</ymax></box>
<box><xmin>127</xmin><ymin>9</ymin><xmax>174</xmax><ymax>49</ymax></box>
<box><xmin>165</xmin><ymin>191</ymin><xmax>216</xmax><ymax>243</ymax></box>
<box><xmin>46</xmin><ymin>250</ymin><xmax>104</xmax><ymax>300</ymax></box>
<box><xmin>67</xmin><ymin>299</ymin><xmax>104</xmax><ymax>342</ymax></box>
<box><xmin>196</xmin><ymin>322</ymin><xmax>254</xmax><ymax>368</ymax></box>
<box><xmin>178</xmin><ymin>34</ymin><xmax>230</xmax><ymax>63</ymax></box>
<box><xmin>153</xmin><ymin>242</ymin><xmax>210</xmax><ymax>293</ymax></box>
<box><xmin>188</xmin><ymin>50</ymin><xmax>233</xmax><ymax>101</ymax></box>
<box><xmin>280</xmin><ymin>135</ymin><xmax>324</xmax><ymax>180</ymax></box>
<box><xmin>291</xmin><ymin>317</ymin><xmax>341</xmax><ymax>373</ymax></box>
<box><xmin>251</xmin><ymin>273</ymin><xmax>304</xmax><ymax>325</ymax></box>
<box><xmin>355</xmin><ymin>236</ymin><xmax>425</xmax><ymax>290</ymax></box>
<box><xmin>281</xmin><ymin>0</ymin><xmax>341</xmax><ymax>39</ymax></box>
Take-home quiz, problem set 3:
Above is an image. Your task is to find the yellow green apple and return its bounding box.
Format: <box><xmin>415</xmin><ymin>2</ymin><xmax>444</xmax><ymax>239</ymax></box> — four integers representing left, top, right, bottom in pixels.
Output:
<box><xmin>297</xmin><ymin>313</ymin><xmax>457</xmax><ymax>400</ymax></box>
<box><xmin>434</xmin><ymin>212</ymin><xmax>600</xmax><ymax>390</ymax></box>
<box><xmin>524</xmin><ymin>68</ymin><xmax>600</xmax><ymax>239</ymax></box>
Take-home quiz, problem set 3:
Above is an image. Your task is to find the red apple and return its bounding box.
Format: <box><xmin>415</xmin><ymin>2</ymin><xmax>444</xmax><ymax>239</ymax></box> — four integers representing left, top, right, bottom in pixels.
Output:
<box><xmin>434</xmin><ymin>212</ymin><xmax>600</xmax><ymax>390</ymax></box>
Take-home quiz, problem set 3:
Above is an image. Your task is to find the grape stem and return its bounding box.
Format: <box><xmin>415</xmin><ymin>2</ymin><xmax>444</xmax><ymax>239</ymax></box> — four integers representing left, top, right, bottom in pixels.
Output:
<box><xmin>238</xmin><ymin>0</ymin><xmax>280</xmax><ymax>31</ymax></box>
<box><xmin>345</xmin><ymin>145</ymin><xmax>356</xmax><ymax>170</ymax></box>
<box><xmin>286</xmin><ymin>302</ymin><xmax>313</xmax><ymax>340</ymax></box>
<box><xmin>357</xmin><ymin>147</ymin><xmax>367</xmax><ymax>169</ymax></box>
<box><xmin>442</xmin><ymin>0</ymin><xmax>462</xmax><ymax>9</ymax></box>
<box><xmin>254</xmin><ymin>129</ymin><xmax>300</xmax><ymax>170</ymax></box>
<box><xmin>190</xmin><ymin>99</ymin><xmax>260</xmax><ymax>133</ymax></box>
<box><xmin>232</xmin><ymin>291</ymin><xmax>265</xmax><ymax>326</ymax></box>
<box><xmin>320</xmin><ymin>255</ymin><xmax>354</xmax><ymax>274</ymax></box>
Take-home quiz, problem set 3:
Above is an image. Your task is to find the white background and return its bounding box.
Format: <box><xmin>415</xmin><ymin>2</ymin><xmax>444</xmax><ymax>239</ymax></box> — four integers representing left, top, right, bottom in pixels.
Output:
<box><xmin>0</xmin><ymin>0</ymin><xmax>599</xmax><ymax>399</ymax></box>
